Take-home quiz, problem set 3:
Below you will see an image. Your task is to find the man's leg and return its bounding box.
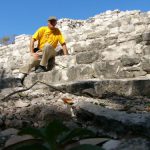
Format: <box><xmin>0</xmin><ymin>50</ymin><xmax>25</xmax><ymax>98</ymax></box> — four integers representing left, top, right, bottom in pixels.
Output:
<box><xmin>20</xmin><ymin>57</ymin><xmax>40</xmax><ymax>74</ymax></box>
<box><xmin>36</xmin><ymin>43</ymin><xmax>56</xmax><ymax>73</ymax></box>
<box><xmin>17</xmin><ymin>56</ymin><xmax>40</xmax><ymax>86</ymax></box>
<box><xmin>47</xmin><ymin>57</ymin><xmax>55</xmax><ymax>71</ymax></box>
<box><xmin>40</xmin><ymin>43</ymin><xmax>55</xmax><ymax>66</ymax></box>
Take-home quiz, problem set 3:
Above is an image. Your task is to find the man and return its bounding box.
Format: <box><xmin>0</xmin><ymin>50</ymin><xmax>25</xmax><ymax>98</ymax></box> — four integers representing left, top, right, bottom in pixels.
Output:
<box><xmin>17</xmin><ymin>16</ymin><xmax>68</xmax><ymax>85</ymax></box>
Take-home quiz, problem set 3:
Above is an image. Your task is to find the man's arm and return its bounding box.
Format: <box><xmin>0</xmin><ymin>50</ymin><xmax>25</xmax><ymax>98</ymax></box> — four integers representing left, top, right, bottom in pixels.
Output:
<box><xmin>30</xmin><ymin>38</ymin><xmax>36</xmax><ymax>54</ymax></box>
<box><xmin>62</xmin><ymin>43</ymin><xmax>69</xmax><ymax>55</ymax></box>
<box><xmin>30</xmin><ymin>38</ymin><xmax>39</xmax><ymax>60</ymax></box>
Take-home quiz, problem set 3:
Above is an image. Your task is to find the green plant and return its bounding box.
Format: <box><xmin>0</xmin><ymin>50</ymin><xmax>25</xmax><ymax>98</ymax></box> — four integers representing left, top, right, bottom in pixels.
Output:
<box><xmin>4</xmin><ymin>120</ymin><xmax>103</xmax><ymax>150</ymax></box>
<box><xmin>0</xmin><ymin>35</ymin><xmax>16</xmax><ymax>45</ymax></box>
<box><xmin>0</xmin><ymin>36</ymin><xmax>10</xmax><ymax>45</ymax></box>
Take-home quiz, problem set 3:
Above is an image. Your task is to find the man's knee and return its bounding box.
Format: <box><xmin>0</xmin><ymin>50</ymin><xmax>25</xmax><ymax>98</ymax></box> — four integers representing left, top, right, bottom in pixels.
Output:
<box><xmin>44</xmin><ymin>43</ymin><xmax>52</xmax><ymax>50</ymax></box>
<box><xmin>43</xmin><ymin>44</ymin><xmax>56</xmax><ymax>57</ymax></box>
<box><xmin>29</xmin><ymin>57</ymin><xmax>40</xmax><ymax>66</ymax></box>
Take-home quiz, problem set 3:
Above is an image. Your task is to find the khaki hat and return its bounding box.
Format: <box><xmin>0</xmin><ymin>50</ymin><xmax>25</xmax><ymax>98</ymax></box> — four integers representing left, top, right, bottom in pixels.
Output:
<box><xmin>48</xmin><ymin>16</ymin><xmax>58</xmax><ymax>21</ymax></box>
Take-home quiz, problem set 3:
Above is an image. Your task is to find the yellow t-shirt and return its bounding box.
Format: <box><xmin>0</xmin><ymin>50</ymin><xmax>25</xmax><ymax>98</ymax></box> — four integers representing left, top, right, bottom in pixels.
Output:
<box><xmin>32</xmin><ymin>26</ymin><xmax>65</xmax><ymax>50</ymax></box>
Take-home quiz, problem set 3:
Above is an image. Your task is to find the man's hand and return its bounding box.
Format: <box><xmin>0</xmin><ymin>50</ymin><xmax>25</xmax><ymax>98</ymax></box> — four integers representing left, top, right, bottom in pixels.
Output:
<box><xmin>62</xmin><ymin>43</ymin><xmax>69</xmax><ymax>55</ymax></box>
<box><xmin>30</xmin><ymin>38</ymin><xmax>39</xmax><ymax>60</ymax></box>
<box><xmin>31</xmin><ymin>53</ymin><xmax>39</xmax><ymax>60</ymax></box>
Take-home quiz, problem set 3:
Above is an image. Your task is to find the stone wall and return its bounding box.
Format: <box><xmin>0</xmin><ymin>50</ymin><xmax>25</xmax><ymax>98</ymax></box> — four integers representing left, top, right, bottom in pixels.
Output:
<box><xmin>1</xmin><ymin>10</ymin><xmax>150</xmax><ymax>83</ymax></box>
<box><xmin>0</xmin><ymin>34</ymin><xmax>31</xmax><ymax>77</ymax></box>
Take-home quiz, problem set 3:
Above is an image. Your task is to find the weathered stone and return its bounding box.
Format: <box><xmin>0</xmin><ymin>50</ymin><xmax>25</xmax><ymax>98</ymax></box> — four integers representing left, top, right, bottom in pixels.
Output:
<box><xmin>118</xmin><ymin>70</ymin><xmax>145</xmax><ymax>78</ymax></box>
<box><xmin>114</xmin><ymin>138</ymin><xmax>150</xmax><ymax>150</ymax></box>
<box><xmin>67</xmin><ymin>65</ymin><xmax>94</xmax><ymax>81</ymax></box>
<box><xmin>2</xmin><ymin>10</ymin><xmax>150</xmax><ymax>88</ymax></box>
<box><xmin>93</xmin><ymin>61</ymin><xmax>121</xmax><ymax>78</ymax></box>
<box><xmin>95</xmin><ymin>78</ymin><xmax>150</xmax><ymax>97</ymax></box>
<box><xmin>142</xmin><ymin>57</ymin><xmax>150</xmax><ymax>72</ymax></box>
<box><xmin>103</xmin><ymin>138</ymin><xmax>150</xmax><ymax>150</ymax></box>
<box><xmin>143</xmin><ymin>46</ymin><xmax>150</xmax><ymax>55</ymax></box>
<box><xmin>135</xmin><ymin>34</ymin><xmax>143</xmax><ymax>43</ymax></box>
<box><xmin>76</xmin><ymin>102</ymin><xmax>150</xmax><ymax>138</ymax></box>
<box><xmin>0</xmin><ymin>119</ymin><xmax>3</xmax><ymax>126</ymax></box>
<box><xmin>82</xmin><ymin>88</ymin><xmax>97</xmax><ymax>97</ymax></box>
<box><xmin>102</xmin><ymin>140</ymin><xmax>121</xmax><ymax>150</ymax></box>
<box><xmin>76</xmin><ymin>51</ymin><xmax>99</xmax><ymax>64</ymax></box>
<box><xmin>87</xmin><ymin>30</ymin><xmax>108</xmax><ymax>39</ymax></box>
<box><xmin>121</xmin><ymin>55</ymin><xmax>140</xmax><ymax>66</ymax></box>
<box><xmin>51</xmin><ymin>69</ymin><xmax>62</xmax><ymax>82</ymax></box>
<box><xmin>5</xmin><ymin>135</ymin><xmax>33</xmax><ymax>147</ymax></box>
<box><xmin>80</xmin><ymin>65</ymin><xmax>94</xmax><ymax>79</ymax></box>
<box><xmin>105</xmin><ymin>36</ymin><xmax>118</xmax><ymax>45</ymax></box>
<box><xmin>5</xmin><ymin>119</ymin><xmax>23</xmax><ymax>128</ymax></box>
<box><xmin>132</xmin><ymin>70</ymin><xmax>147</xmax><ymax>77</ymax></box>
<box><xmin>135</xmin><ymin>24</ymin><xmax>146</xmax><ymax>33</ymax></box>
<box><xmin>107</xmin><ymin>21</ymin><xmax>121</xmax><ymax>28</ymax></box>
<box><xmin>86</xmin><ymin>40</ymin><xmax>106</xmax><ymax>51</ymax></box>
<box><xmin>71</xmin><ymin>42</ymin><xmax>87</xmax><ymax>53</ymax></box>
<box><xmin>67</xmin><ymin>66</ymin><xmax>81</xmax><ymax>81</ymax></box>
<box><xmin>55</xmin><ymin>55</ymin><xmax>76</xmax><ymax>68</ymax></box>
<box><xmin>15</xmin><ymin>100</ymin><xmax>30</xmax><ymax>108</ymax></box>
<box><xmin>101</xmin><ymin>44</ymin><xmax>129</xmax><ymax>61</ymax></box>
<box><xmin>1</xmin><ymin>128</ymin><xmax>19</xmax><ymax>137</ymax></box>
<box><xmin>142</xmin><ymin>32</ymin><xmax>150</xmax><ymax>41</ymax></box>
<box><xmin>119</xmin><ymin>25</ymin><xmax>135</xmax><ymax>33</ymax></box>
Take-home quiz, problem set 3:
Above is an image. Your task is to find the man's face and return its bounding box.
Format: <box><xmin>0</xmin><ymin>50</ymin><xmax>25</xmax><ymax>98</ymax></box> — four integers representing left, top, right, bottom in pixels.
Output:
<box><xmin>48</xmin><ymin>20</ymin><xmax>57</xmax><ymax>29</ymax></box>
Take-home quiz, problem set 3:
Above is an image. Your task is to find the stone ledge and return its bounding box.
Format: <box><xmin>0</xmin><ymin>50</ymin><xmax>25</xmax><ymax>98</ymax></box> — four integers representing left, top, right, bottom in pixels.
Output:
<box><xmin>24</xmin><ymin>76</ymin><xmax>150</xmax><ymax>98</ymax></box>
<box><xmin>75</xmin><ymin>101</ymin><xmax>150</xmax><ymax>138</ymax></box>
<box><xmin>55</xmin><ymin>78</ymin><xmax>150</xmax><ymax>98</ymax></box>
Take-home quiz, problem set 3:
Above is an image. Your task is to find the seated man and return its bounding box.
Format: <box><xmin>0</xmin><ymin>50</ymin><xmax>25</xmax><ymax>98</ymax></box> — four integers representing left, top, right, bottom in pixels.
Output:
<box><xmin>17</xmin><ymin>16</ymin><xmax>68</xmax><ymax>85</ymax></box>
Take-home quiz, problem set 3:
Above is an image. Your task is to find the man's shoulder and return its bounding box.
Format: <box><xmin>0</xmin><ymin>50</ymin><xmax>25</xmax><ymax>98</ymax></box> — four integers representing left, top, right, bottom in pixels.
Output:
<box><xmin>54</xmin><ymin>28</ymin><xmax>62</xmax><ymax>34</ymax></box>
<box><xmin>55</xmin><ymin>27</ymin><xmax>60</xmax><ymax>31</ymax></box>
<box><xmin>38</xmin><ymin>26</ymin><xmax>48</xmax><ymax>31</ymax></box>
<box><xmin>40</xmin><ymin>26</ymin><xmax>48</xmax><ymax>29</ymax></box>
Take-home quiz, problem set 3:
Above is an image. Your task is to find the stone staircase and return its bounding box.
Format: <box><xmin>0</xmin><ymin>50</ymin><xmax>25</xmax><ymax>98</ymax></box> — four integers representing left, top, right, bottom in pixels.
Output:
<box><xmin>1</xmin><ymin>10</ymin><xmax>150</xmax><ymax>149</ymax></box>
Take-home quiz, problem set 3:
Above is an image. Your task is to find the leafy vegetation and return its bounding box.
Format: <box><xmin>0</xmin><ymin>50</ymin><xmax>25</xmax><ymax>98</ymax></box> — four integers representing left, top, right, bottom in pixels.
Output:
<box><xmin>4</xmin><ymin>120</ymin><xmax>104</xmax><ymax>150</ymax></box>
<box><xmin>0</xmin><ymin>35</ymin><xmax>16</xmax><ymax>45</ymax></box>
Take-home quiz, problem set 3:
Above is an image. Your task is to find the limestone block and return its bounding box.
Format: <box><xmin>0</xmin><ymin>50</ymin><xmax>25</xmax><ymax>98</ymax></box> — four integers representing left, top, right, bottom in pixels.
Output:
<box><xmin>121</xmin><ymin>55</ymin><xmax>141</xmax><ymax>66</ymax></box>
<box><xmin>142</xmin><ymin>57</ymin><xmax>150</xmax><ymax>72</ymax></box>
<box><xmin>93</xmin><ymin>61</ymin><xmax>121</xmax><ymax>78</ymax></box>
<box><xmin>51</xmin><ymin>69</ymin><xmax>62</xmax><ymax>82</ymax></box>
<box><xmin>133</xmin><ymin>70</ymin><xmax>147</xmax><ymax>77</ymax></box>
<box><xmin>109</xmin><ymin>27</ymin><xmax>119</xmax><ymax>34</ymax></box>
<box><xmin>143</xmin><ymin>45</ymin><xmax>150</xmax><ymax>55</ymax></box>
<box><xmin>95</xmin><ymin>78</ymin><xmax>150</xmax><ymax>98</ymax></box>
<box><xmin>67</xmin><ymin>66</ymin><xmax>81</xmax><ymax>81</ymax></box>
<box><xmin>117</xmin><ymin>34</ymin><xmax>127</xmax><ymax>43</ymax></box>
<box><xmin>135</xmin><ymin>44</ymin><xmax>143</xmax><ymax>54</ymax></box>
<box><xmin>119</xmin><ymin>41</ymin><xmax>136</xmax><ymax>55</ymax></box>
<box><xmin>102</xmin><ymin>46</ymin><xmax>127</xmax><ymax>61</ymax></box>
<box><xmin>61</xmin><ymin>69</ymin><xmax>68</xmax><ymax>81</ymax></box>
<box><xmin>142</xmin><ymin>32</ymin><xmax>150</xmax><ymax>41</ymax></box>
<box><xmin>107</xmin><ymin>21</ymin><xmax>121</xmax><ymax>28</ymax></box>
<box><xmin>55</xmin><ymin>55</ymin><xmax>76</xmax><ymax>68</ymax></box>
<box><xmin>131</xmin><ymin>18</ymin><xmax>141</xmax><ymax>25</ymax></box>
<box><xmin>105</xmin><ymin>36</ymin><xmax>117</xmax><ymax>45</ymax></box>
<box><xmin>80</xmin><ymin>65</ymin><xmax>94</xmax><ymax>79</ymax></box>
<box><xmin>119</xmin><ymin>25</ymin><xmax>135</xmax><ymax>33</ymax></box>
<box><xmin>85</xmin><ymin>39</ymin><xmax>106</xmax><ymax>51</ymax></box>
<box><xmin>76</xmin><ymin>51</ymin><xmax>99</xmax><ymax>64</ymax></box>
<box><xmin>76</xmin><ymin>101</ymin><xmax>150</xmax><ymax>138</ymax></box>
<box><xmin>93</xmin><ymin>19</ymin><xmax>103</xmax><ymax>25</ymax></box>
<box><xmin>135</xmin><ymin>25</ymin><xmax>146</xmax><ymax>33</ymax></box>
<box><xmin>87</xmin><ymin>30</ymin><xmax>108</xmax><ymax>39</ymax></box>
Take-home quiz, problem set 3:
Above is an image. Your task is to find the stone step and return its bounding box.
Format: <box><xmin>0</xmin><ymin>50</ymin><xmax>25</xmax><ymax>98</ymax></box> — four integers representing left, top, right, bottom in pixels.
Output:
<box><xmin>24</xmin><ymin>77</ymin><xmax>150</xmax><ymax>98</ymax></box>
<box><xmin>75</xmin><ymin>101</ymin><xmax>150</xmax><ymax>138</ymax></box>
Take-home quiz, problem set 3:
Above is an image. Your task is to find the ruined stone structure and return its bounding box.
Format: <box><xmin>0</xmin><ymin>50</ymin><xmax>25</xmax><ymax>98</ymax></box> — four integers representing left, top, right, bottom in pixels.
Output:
<box><xmin>1</xmin><ymin>10</ymin><xmax>150</xmax><ymax>149</ymax></box>
<box><xmin>1</xmin><ymin>10</ymin><xmax>150</xmax><ymax>84</ymax></box>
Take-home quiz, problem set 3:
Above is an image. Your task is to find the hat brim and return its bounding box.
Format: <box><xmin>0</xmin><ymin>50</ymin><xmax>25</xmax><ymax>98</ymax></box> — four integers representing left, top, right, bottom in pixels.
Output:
<box><xmin>48</xmin><ymin>18</ymin><xmax>57</xmax><ymax>21</ymax></box>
